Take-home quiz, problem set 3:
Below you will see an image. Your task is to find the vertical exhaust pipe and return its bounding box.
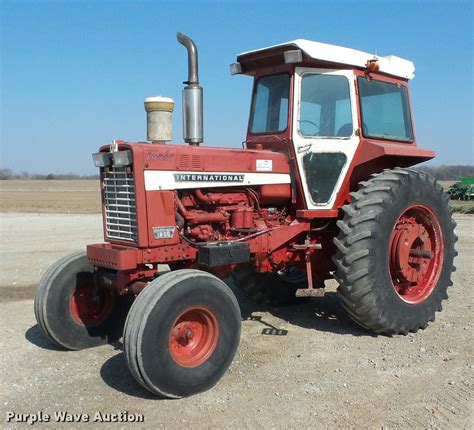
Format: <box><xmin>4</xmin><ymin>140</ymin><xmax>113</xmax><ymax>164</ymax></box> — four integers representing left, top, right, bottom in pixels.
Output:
<box><xmin>177</xmin><ymin>32</ymin><xmax>203</xmax><ymax>145</ymax></box>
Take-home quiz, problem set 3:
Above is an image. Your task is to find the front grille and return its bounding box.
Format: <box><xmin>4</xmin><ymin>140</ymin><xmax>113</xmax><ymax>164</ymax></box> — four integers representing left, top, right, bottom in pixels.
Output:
<box><xmin>103</xmin><ymin>166</ymin><xmax>137</xmax><ymax>242</ymax></box>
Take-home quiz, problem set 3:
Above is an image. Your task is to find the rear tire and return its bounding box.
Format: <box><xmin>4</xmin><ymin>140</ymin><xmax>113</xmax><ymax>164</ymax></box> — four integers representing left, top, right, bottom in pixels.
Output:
<box><xmin>333</xmin><ymin>168</ymin><xmax>457</xmax><ymax>335</ymax></box>
<box><xmin>123</xmin><ymin>269</ymin><xmax>241</xmax><ymax>398</ymax></box>
<box><xmin>34</xmin><ymin>252</ymin><xmax>133</xmax><ymax>350</ymax></box>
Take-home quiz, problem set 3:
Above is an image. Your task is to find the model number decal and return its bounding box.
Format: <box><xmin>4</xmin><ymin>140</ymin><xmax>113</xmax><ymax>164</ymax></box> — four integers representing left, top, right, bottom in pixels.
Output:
<box><xmin>152</xmin><ymin>226</ymin><xmax>175</xmax><ymax>239</ymax></box>
<box><xmin>174</xmin><ymin>173</ymin><xmax>244</xmax><ymax>182</ymax></box>
<box><xmin>256</xmin><ymin>159</ymin><xmax>273</xmax><ymax>171</ymax></box>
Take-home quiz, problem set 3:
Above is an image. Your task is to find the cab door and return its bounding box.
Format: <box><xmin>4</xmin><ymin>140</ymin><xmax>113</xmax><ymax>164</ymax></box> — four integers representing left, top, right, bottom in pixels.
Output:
<box><xmin>292</xmin><ymin>68</ymin><xmax>359</xmax><ymax>210</ymax></box>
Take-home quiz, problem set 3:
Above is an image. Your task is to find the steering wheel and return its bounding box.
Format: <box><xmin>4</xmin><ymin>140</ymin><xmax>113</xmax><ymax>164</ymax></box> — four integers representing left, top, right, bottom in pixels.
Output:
<box><xmin>299</xmin><ymin>119</ymin><xmax>320</xmax><ymax>135</ymax></box>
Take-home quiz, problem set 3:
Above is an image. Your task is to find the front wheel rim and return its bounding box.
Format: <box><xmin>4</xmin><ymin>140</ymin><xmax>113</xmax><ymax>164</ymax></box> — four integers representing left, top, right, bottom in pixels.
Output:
<box><xmin>169</xmin><ymin>306</ymin><xmax>219</xmax><ymax>368</ymax></box>
<box><xmin>69</xmin><ymin>280</ymin><xmax>114</xmax><ymax>327</ymax></box>
<box><xmin>389</xmin><ymin>204</ymin><xmax>444</xmax><ymax>304</ymax></box>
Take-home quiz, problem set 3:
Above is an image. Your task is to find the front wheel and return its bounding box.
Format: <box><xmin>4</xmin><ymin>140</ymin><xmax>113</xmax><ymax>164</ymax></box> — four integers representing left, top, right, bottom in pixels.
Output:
<box><xmin>333</xmin><ymin>168</ymin><xmax>457</xmax><ymax>335</ymax></box>
<box><xmin>34</xmin><ymin>252</ymin><xmax>133</xmax><ymax>350</ymax></box>
<box><xmin>123</xmin><ymin>269</ymin><xmax>241</xmax><ymax>398</ymax></box>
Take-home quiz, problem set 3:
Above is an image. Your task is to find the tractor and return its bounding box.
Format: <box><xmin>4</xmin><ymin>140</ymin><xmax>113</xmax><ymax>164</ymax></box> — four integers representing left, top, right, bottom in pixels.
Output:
<box><xmin>35</xmin><ymin>33</ymin><xmax>457</xmax><ymax>398</ymax></box>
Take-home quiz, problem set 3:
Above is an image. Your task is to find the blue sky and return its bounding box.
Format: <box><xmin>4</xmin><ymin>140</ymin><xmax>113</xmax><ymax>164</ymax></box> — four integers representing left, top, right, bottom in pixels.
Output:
<box><xmin>1</xmin><ymin>0</ymin><xmax>472</xmax><ymax>174</ymax></box>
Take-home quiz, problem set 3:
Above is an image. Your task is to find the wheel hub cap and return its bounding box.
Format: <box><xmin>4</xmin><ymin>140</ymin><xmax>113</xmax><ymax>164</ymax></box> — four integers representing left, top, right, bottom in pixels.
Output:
<box><xmin>391</xmin><ymin>219</ymin><xmax>431</xmax><ymax>284</ymax></box>
<box><xmin>69</xmin><ymin>280</ymin><xmax>114</xmax><ymax>327</ymax></box>
<box><xmin>169</xmin><ymin>307</ymin><xmax>219</xmax><ymax>368</ymax></box>
<box><xmin>389</xmin><ymin>205</ymin><xmax>444</xmax><ymax>304</ymax></box>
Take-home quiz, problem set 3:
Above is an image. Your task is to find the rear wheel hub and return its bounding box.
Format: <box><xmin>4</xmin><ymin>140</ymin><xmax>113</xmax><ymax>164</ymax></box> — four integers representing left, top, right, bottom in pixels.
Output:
<box><xmin>389</xmin><ymin>205</ymin><xmax>444</xmax><ymax>304</ymax></box>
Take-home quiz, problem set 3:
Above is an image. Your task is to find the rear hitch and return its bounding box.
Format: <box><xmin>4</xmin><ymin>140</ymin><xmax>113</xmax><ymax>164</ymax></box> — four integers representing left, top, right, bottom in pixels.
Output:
<box><xmin>293</xmin><ymin>239</ymin><xmax>325</xmax><ymax>297</ymax></box>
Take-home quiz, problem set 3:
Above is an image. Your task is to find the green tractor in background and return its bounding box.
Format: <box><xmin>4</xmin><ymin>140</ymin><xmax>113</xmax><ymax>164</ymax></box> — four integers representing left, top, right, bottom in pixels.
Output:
<box><xmin>447</xmin><ymin>177</ymin><xmax>474</xmax><ymax>201</ymax></box>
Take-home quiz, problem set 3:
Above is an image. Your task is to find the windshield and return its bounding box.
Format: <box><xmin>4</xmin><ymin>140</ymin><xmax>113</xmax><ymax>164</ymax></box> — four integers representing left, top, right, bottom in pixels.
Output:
<box><xmin>299</xmin><ymin>73</ymin><xmax>353</xmax><ymax>138</ymax></box>
<box><xmin>358</xmin><ymin>77</ymin><xmax>414</xmax><ymax>142</ymax></box>
<box><xmin>249</xmin><ymin>74</ymin><xmax>289</xmax><ymax>134</ymax></box>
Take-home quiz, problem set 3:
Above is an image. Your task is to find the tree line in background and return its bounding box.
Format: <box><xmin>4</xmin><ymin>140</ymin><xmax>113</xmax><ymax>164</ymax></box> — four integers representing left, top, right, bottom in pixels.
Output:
<box><xmin>417</xmin><ymin>165</ymin><xmax>474</xmax><ymax>181</ymax></box>
<box><xmin>0</xmin><ymin>168</ymin><xmax>99</xmax><ymax>180</ymax></box>
<box><xmin>0</xmin><ymin>165</ymin><xmax>473</xmax><ymax>181</ymax></box>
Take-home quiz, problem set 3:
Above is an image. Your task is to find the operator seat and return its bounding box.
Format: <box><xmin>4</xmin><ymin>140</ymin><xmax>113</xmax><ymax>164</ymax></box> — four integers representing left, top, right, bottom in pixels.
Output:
<box><xmin>336</xmin><ymin>123</ymin><xmax>353</xmax><ymax>137</ymax></box>
<box><xmin>336</xmin><ymin>123</ymin><xmax>369</xmax><ymax>137</ymax></box>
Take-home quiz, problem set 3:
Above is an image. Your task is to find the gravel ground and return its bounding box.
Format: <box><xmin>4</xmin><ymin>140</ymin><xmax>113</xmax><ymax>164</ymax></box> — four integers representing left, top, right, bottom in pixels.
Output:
<box><xmin>0</xmin><ymin>213</ymin><xmax>472</xmax><ymax>429</ymax></box>
<box><xmin>0</xmin><ymin>213</ymin><xmax>103</xmax><ymax>296</ymax></box>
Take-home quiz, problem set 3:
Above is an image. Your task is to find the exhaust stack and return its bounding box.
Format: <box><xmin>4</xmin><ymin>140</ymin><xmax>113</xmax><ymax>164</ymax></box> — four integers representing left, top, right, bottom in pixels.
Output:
<box><xmin>177</xmin><ymin>32</ymin><xmax>203</xmax><ymax>145</ymax></box>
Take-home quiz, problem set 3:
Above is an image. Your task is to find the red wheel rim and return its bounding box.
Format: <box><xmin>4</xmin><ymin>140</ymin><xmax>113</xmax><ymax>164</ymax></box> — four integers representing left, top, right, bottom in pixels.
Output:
<box><xmin>169</xmin><ymin>307</ymin><xmax>219</xmax><ymax>368</ymax></box>
<box><xmin>389</xmin><ymin>204</ymin><xmax>444</xmax><ymax>304</ymax></box>
<box><xmin>69</xmin><ymin>278</ymin><xmax>114</xmax><ymax>327</ymax></box>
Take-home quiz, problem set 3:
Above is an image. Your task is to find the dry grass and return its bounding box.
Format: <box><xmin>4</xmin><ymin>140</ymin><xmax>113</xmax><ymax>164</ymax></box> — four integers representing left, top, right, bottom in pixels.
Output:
<box><xmin>0</xmin><ymin>180</ymin><xmax>101</xmax><ymax>213</ymax></box>
<box><xmin>449</xmin><ymin>199</ymin><xmax>474</xmax><ymax>214</ymax></box>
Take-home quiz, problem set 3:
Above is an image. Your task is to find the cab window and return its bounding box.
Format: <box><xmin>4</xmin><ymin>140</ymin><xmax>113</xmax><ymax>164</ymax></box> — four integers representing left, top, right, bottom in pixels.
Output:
<box><xmin>299</xmin><ymin>74</ymin><xmax>353</xmax><ymax>138</ymax></box>
<box><xmin>358</xmin><ymin>78</ymin><xmax>414</xmax><ymax>142</ymax></box>
<box><xmin>249</xmin><ymin>74</ymin><xmax>289</xmax><ymax>134</ymax></box>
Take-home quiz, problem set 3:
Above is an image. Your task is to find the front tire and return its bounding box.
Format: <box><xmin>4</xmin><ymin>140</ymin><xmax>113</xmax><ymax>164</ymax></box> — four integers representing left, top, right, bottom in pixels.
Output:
<box><xmin>34</xmin><ymin>252</ymin><xmax>133</xmax><ymax>350</ymax></box>
<box><xmin>123</xmin><ymin>269</ymin><xmax>241</xmax><ymax>398</ymax></box>
<box><xmin>333</xmin><ymin>168</ymin><xmax>457</xmax><ymax>335</ymax></box>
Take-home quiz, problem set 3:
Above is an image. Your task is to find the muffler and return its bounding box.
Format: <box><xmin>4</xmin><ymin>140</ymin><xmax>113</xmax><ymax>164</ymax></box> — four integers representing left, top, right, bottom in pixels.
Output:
<box><xmin>177</xmin><ymin>32</ymin><xmax>203</xmax><ymax>145</ymax></box>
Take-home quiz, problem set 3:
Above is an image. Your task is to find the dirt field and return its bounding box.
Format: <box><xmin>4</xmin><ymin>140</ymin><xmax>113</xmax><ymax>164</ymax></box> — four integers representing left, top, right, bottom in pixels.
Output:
<box><xmin>0</xmin><ymin>183</ymin><xmax>473</xmax><ymax>429</ymax></box>
<box><xmin>449</xmin><ymin>200</ymin><xmax>474</xmax><ymax>214</ymax></box>
<box><xmin>1</xmin><ymin>179</ymin><xmax>472</xmax><ymax>214</ymax></box>
<box><xmin>0</xmin><ymin>180</ymin><xmax>101</xmax><ymax>213</ymax></box>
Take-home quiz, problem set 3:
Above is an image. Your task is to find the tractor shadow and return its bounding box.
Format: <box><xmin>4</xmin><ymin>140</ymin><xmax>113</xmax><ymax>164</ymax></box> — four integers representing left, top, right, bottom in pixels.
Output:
<box><xmin>100</xmin><ymin>344</ymin><xmax>161</xmax><ymax>400</ymax></box>
<box><xmin>100</xmin><ymin>286</ymin><xmax>374</xmax><ymax>400</ymax></box>
<box><xmin>27</xmin><ymin>280</ymin><xmax>374</xmax><ymax>400</ymax></box>
<box><xmin>227</xmin><ymin>280</ymin><xmax>375</xmax><ymax>338</ymax></box>
<box><xmin>99</xmin><ymin>282</ymin><xmax>374</xmax><ymax>400</ymax></box>
<box><xmin>25</xmin><ymin>324</ymin><xmax>66</xmax><ymax>351</ymax></box>
<box><xmin>24</xmin><ymin>326</ymin><xmax>159</xmax><ymax>399</ymax></box>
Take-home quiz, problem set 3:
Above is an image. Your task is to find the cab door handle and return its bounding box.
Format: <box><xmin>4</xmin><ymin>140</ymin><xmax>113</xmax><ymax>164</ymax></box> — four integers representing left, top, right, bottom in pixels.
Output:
<box><xmin>297</xmin><ymin>144</ymin><xmax>312</xmax><ymax>153</ymax></box>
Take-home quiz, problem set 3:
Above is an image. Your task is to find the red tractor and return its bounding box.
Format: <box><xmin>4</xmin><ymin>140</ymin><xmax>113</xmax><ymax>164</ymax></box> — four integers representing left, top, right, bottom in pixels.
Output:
<box><xmin>35</xmin><ymin>33</ymin><xmax>457</xmax><ymax>398</ymax></box>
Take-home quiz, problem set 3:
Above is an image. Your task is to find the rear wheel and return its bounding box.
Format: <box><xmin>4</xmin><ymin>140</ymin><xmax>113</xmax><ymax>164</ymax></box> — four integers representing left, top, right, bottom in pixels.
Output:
<box><xmin>34</xmin><ymin>252</ymin><xmax>132</xmax><ymax>350</ymax></box>
<box><xmin>230</xmin><ymin>266</ymin><xmax>307</xmax><ymax>306</ymax></box>
<box><xmin>123</xmin><ymin>269</ymin><xmax>241</xmax><ymax>398</ymax></box>
<box><xmin>333</xmin><ymin>168</ymin><xmax>457</xmax><ymax>334</ymax></box>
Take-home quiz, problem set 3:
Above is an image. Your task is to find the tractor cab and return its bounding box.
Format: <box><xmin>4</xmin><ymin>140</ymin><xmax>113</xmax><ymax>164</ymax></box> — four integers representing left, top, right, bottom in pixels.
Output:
<box><xmin>232</xmin><ymin>40</ymin><xmax>431</xmax><ymax>213</ymax></box>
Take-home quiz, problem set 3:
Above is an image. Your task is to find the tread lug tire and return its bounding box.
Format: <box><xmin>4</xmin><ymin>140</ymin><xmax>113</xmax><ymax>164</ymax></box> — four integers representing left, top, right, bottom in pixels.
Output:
<box><xmin>333</xmin><ymin>168</ymin><xmax>457</xmax><ymax>335</ymax></box>
<box><xmin>123</xmin><ymin>269</ymin><xmax>241</xmax><ymax>398</ymax></box>
<box><xmin>34</xmin><ymin>252</ymin><xmax>133</xmax><ymax>350</ymax></box>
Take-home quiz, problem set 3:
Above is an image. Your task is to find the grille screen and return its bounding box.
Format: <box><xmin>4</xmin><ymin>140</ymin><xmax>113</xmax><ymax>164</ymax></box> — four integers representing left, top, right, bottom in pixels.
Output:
<box><xmin>103</xmin><ymin>166</ymin><xmax>137</xmax><ymax>242</ymax></box>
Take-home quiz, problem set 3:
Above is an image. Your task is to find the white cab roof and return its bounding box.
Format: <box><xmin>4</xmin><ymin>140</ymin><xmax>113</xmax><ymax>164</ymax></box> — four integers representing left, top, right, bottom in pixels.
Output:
<box><xmin>239</xmin><ymin>39</ymin><xmax>415</xmax><ymax>80</ymax></box>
